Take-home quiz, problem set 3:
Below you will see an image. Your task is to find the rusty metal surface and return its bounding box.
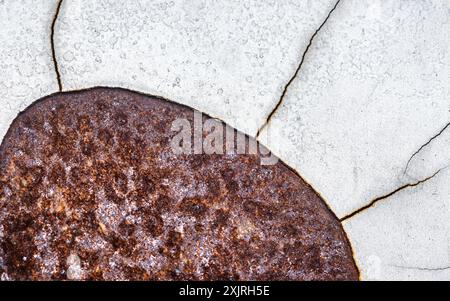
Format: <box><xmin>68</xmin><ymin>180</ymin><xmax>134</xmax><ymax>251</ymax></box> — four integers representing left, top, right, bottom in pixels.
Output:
<box><xmin>0</xmin><ymin>87</ymin><xmax>358</xmax><ymax>280</ymax></box>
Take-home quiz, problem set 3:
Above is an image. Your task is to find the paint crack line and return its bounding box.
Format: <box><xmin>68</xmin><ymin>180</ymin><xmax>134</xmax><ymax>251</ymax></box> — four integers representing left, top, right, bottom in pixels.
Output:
<box><xmin>404</xmin><ymin>121</ymin><xmax>450</xmax><ymax>174</ymax></box>
<box><xmin>340</xmin><ymin>168</ymin><xmax>443</xmax><ymax>222</ymax></box>
<box><xmin>391</xmin><ymin>264</ymin><xmax>450</xmax><ymax>272</ymax></box>
<box><xmin>256</xmin><ymin>0</ymin><xmax>341</xmax><ymax>138</ymax></box>
<box><xmin>51</xmin><ymin>0</ymin><xmax>64</xmax><ymax>92</ymax></box>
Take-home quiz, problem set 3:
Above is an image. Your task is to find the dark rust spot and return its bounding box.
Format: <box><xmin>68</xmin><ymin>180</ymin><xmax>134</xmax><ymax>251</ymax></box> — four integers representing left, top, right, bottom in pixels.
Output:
<box><xmin>180</xmin><ymin>198</ymin><xmax>208</xmax><ymax>218</ymax></box>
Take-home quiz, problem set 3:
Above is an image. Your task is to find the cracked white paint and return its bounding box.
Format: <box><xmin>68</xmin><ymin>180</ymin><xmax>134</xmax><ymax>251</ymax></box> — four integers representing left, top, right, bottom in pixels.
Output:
<box><xmin>54</xmin><ymin>0</ymin><xmax>336</xmax><ymax>136</ymax></box>
<box><xmin>405</xmin><ymin>123</ymin><xmax>450</xmax><ymax>180</ymax></box>
<box><xmin>258</xmin><ymin>0</ymin><xmax>450</xmax><ymax>218</ymax></box>
<box><xmin>343</xmin><ymin>166</ymin><xmax>450</xmax><ymax>281</ymax></box>
<box><xmin>0</xmin><ymin>0</ymin><xmax>59</xmax><ymax>141</ymax></box>
<box><xmin>256</xmin><ymin>0</ymin><xmax>450</xmax><ymax>280</ymax></box>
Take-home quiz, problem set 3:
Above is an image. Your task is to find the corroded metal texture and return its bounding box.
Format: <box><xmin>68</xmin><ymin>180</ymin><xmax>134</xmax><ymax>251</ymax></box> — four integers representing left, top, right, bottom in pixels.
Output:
<box><xmin>0</xmin><ymin>87</ymin><xmax>358</xmax><ymax>280</ymax></box>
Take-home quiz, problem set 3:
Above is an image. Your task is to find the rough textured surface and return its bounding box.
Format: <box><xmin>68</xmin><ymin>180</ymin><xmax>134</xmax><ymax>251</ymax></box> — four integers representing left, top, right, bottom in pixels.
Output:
<box><xmin>253</xmin><ymin>0</ymin><xmax>450</xmax><ymax>281</ymax></box>
<box><xmin>0</xmin><ymin>88</ymin><xmax>358</xmax><ymax>281</ymax></box>
<box><xmin>343</xmin><ymin>119</ymin><xmax>450</xmax><ymax>281</ymax></box>
<box><xmin>258</xmin><ymin>0</ymin><xmax>450</xmax><ymax>219</ymax></box>
<box><xmin>55</xmin><ymin>0</ymin><xmax>336</xmax><ymax>136</ymax></box>
<box><xmin>1</xmin><ymin>0</ymin><xmax>449</xmax><ymax>281</ymax></box>
<box><xmin>343</xmin><ymin>166</ymin><xmax>450</xmax><ymax>281</ymax></box>
<box><xmin>0</xmin><ymin>0</ymin><xmax>59</xmax><ymax>142</ymax></box>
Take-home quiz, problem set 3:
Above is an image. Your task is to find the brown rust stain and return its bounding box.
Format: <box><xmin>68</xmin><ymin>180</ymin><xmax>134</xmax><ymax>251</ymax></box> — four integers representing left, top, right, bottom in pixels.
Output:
<box><xmin>0</xmin><ymin>87</ymin><xmax>358</xmax><ymax>280</ymax></box>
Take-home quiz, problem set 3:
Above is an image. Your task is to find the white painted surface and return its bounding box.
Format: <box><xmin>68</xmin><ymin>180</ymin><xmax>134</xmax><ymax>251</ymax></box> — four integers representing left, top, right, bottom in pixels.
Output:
<box><xmin>55</xmin><ymin>0</ymin><xmax>336</xmax><ymax>136</ymax></box>
<box><xmin>258</xmin><ymin>0</ymin><xmax>450</xmax><ymax>219</ymax></box>
<box><xmin>344</xmin><ymin>166</ymin><xmax>450</xmax><ymax>281</ymax></box>
<box><xmin>0</xmin><ymin>0</ymin><xmax>59</xmax><ymax>142</ymax></box>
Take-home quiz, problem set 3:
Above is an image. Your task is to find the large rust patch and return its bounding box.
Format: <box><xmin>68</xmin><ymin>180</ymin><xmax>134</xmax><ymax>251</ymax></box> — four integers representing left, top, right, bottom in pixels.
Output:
<box><xmin>0</xmin><ymin>87</ymin><xmax>358</xmax><ymax>280</ymax></box>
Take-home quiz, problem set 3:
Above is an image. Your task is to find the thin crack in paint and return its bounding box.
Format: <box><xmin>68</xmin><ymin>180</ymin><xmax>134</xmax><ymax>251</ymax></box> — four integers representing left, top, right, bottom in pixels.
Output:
<box><xmin>404</xmin><ymin>121</ymin><xmax>450</xmax><ymax>174</ymax></box>
<box><xmin>340</xmin><ymin>168</ymin><xmax>443</xmax><ymax>222</ymax></box>
<box><xmin>51</xmin><ymin>0</ymin><xmax>64</xmax><ymax>91</ymax></box>
<box><xmin>256</xmin><ymin>0</ymin><xmax>341</xmax><ymax>138</ymax></box>
<box><xmin>392</xmin><ymin>264</ymin><xmax>450</xmax><ymax>272</ymax></box>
